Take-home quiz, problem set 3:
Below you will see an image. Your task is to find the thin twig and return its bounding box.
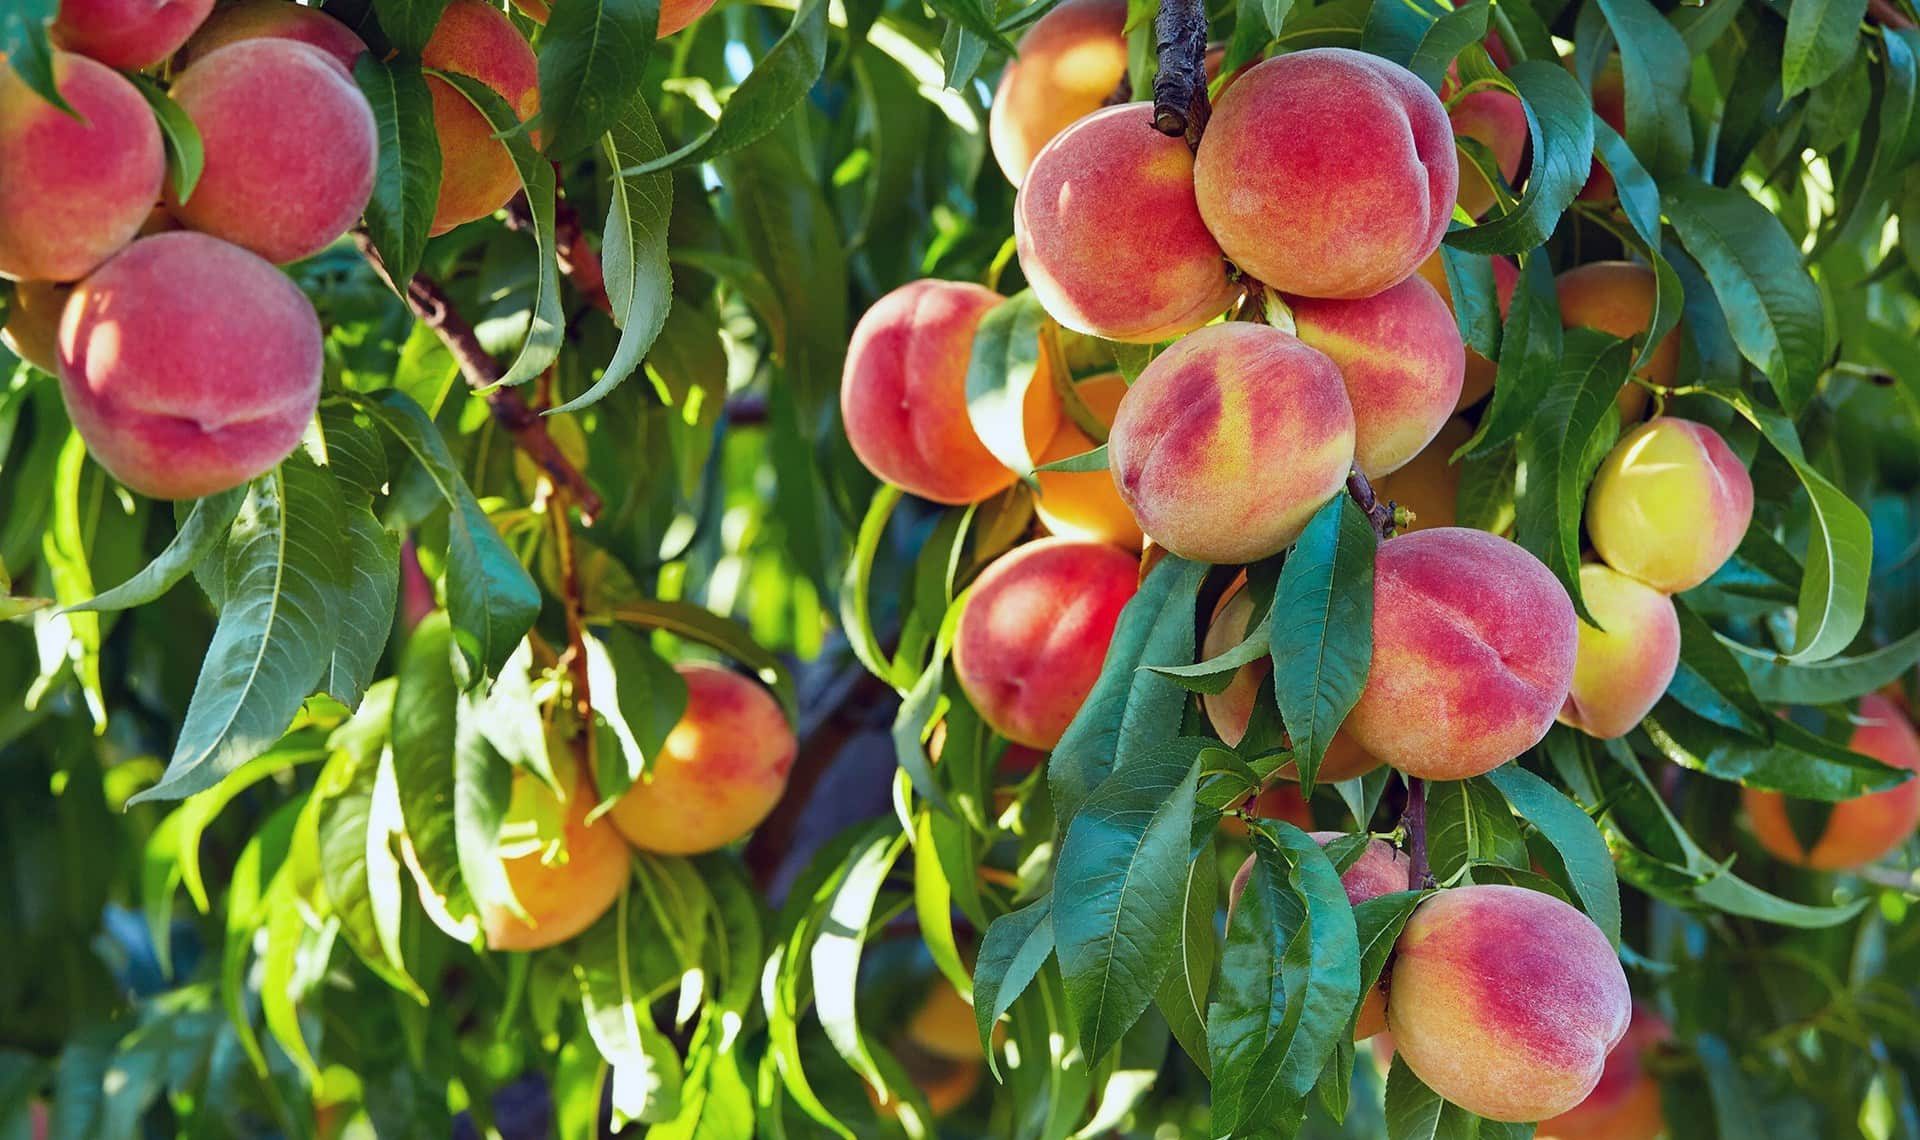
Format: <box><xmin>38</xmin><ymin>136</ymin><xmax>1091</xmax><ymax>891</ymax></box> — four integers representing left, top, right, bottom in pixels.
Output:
<box><xmin>1152</xmin><ymin>0</ymin><xmax>1211</xmax><ymax>146</ymax></box>
<box><xmin>1345</xmin><ymin>468</ymin><xmax>1399</xmax><ymax>539</ymax></box>
<box><xmin>1403</xmin><ymin>777</ymin><xmax>1431</xmax><ymax>888</ymax></box>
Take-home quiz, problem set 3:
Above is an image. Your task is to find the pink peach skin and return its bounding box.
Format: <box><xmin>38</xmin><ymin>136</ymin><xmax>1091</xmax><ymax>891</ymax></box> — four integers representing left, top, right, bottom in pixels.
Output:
<box><xmin>1558</xmin><ymin>563</ymin><xmax>1679</xmax><ymax>740</ymax></box>
<box><xmin>990</xmin><ymin>0</ymin><xmax>1129</xmax><ymax>187</ymax></box>
<box><xmin>423</xmin><ymin>0</ymin><xmax>541</xmax><ymax>235</ymax></box>
<box><xmin>178</xmin><ymin>0</ymin><xmax>370</xmax><ymax>73</ymax></box>
<box><xmin>1743</xmin><ymin>694</ymin><xmax>1920</xmax><ymax>870</ymax></box>
<box><xmin>52</xmin><ymin>0</ymin><xmax>214</xmax><ymax>70</ymax></box>
<box><xmin>1538</xmin><ymin>1006</ymin><xmax>1670</xmax><ymax>1140</ymax></box>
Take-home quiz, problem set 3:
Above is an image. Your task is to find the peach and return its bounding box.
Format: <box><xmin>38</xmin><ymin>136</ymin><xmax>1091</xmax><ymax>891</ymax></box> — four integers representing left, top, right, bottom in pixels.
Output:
<box><xmin>1538</xmin><ymin>1006</ymin><xmax>1670</xmax><ymax>1140</ymax></box>
<box><xmin>953</xmin><ymin>537</ymin><xmax>1139</xmax><ymax>749</ymax></box>
<box><xmin>169</xmin><ymin>41</ymin><xmax>377</xmax><ymax>264</ymax></box>
<box><xmin>1448</xmin><ymin>80</ymin><xmax>1528</xmax><ymax>218</ymax></box>
<box><xmin>1743</xmin><ymin>694</ymin><xmax>1920</xmax><ymax>870</ymax></box>
<box><xmin>2</xmin><ymin>280</ymin><xmax>71</xmax><ymax>374</ymax></box>
<box><xmin>0</xmin><ymin>53</ymin><xmax>165</xmax><ymax>283</ymax></box>
<box><xmin>1194</xmin><ymin>49</ymin><xmax>1457</xmax><ymax>299</ymax></box>
<box><xmin>1556</xmin><ymin>261</ymin><xmax>1680</xmax><ymax>423</ymax></box>
<box><xmin>1579</xmin><ymin>60</ymin><xmax>1626</xmax><ymax>201</ymax></box>
<box><xmin>1585</xmin><ymin>417</ymin><xmax>1754</xmax><ymax>593</ymax></box>
<box><xmin>1387</xmin><ymin>885</ymin><xmax>1631</xmax><ymax>1122</ymax></box>
<box><xmin>908</xmin><ymin>979</ymin><xmax>985</xmax><ymax>1062</ymax></box>
<box><xmin>868</xmin><ymin>1054</ymin><xmax>982</xmax><ymax>1120</ymax></box>
<box><xmin>509</xmin><ymin>0</ymin><xmax>715</xmax><ymax>35</ymax></box>
<box><xmin>57</xmin><ymin>232</ymin><xmax>322</xmax><ymax>499</ymax></box>
<box><xmin>178</xmin><ymin>0</ymin><xmax>369</xmax><ymax>74</ymax></box>
<box><xmin>989</xmin><ymin>0</ymin><xmax>1128</xmax><ymax>186</ymax></box>
<box><xmin>1015</xmin><ymin>102</ymin><xmax>1237</xmax><ymax>342</ymax></box>
<box><xmin>1345</xmin><ymin>528</ymin><xmax>1577</xmax><ymax>780</ymax></box>
<box><xmin>1286</xmin><ymin>274</ymin><xmax>1465</xmax><ymax>477</ymax></box>
<box><xmin>1370</xmin><ymin>416</ymin><xmax>1472</xmax><ymax>533</ymax></box>
<box><xmin>840</xmin><ymin>278</ymin><xmax>1060</xmax><ymax>505</ymax></box>
<box><xmin>1558</xmin><ymin>564</ymin><xmax>1679</xmax><ymax>740</ymax></box>
<box><xmin>422</xmin><ymin>0</ymin><xmax>540</xmax><ymax>235</ymax></box>
<box><xmin>51</xmin><ymin>0</ymin><xmax>214</xmax><ymax>70</ymax></box>
<box><xmin>1106</xmin><ymin>323</ymin><xmax>1356</xmax><ymax>564</ymax></box>
<box><xmin>1415</xmin><ymin>251</ymin><xmax>1518</xmax><ymax>409</ymax></box>
<box><xmin>1034</xmin><ymin>373</ymin><xmax>1143</xmax><ymax>548</ymax></box>
<box><xmin>482</xmin><ymin>760</ymin><xmax>632</xmax><ymax>951</ymax></box>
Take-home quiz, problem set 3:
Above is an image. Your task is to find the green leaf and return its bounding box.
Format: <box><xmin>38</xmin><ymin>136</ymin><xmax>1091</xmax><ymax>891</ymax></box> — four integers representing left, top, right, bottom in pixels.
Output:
<box><xmin>1054</xmin><ymin>737</ymin><xmax>1205</xmax><ymax>1063</ymax></box>
<box><xmin>0</xmin><ymin>0</ymin><xmax>61</xmax><ymax>112</ymax></box>
<box><xmin>582</xmin><ymin>626</ymin><xmax>688</xmax><ymax>810</ymax></box>
<box><xmin>1383</xmin><ymin>1056</ymin><xmax>1492</xmax><ymax>1139</ymax></box>
<box><xmin>964</xmin><ymin>291</ymin><xmax>1049</xmax><ymax>482</ymax></box>
<box><xmin>61</xmin><ymin>488</ymin><xmax>244</xmax><ymax>614</ymax></box>
<box><xmin>453</xmin><ymin>710</ymin><xmax>521</xmax><ymax>929</ymax></box>
<box><xmin>1439</xmin><ymin>243</ymin><xmax>1500</xmax><ymax>360</ymax></box>
<box><xmin>972</xmin><ymin>895</ymin><xmax>1055</xmax><ymax>1068</ymax></box>
<box><xmin>391</xmin><ymin>612</ymin><xmax>480</xmax><ymax>940</ymax></box>
<box><xmin>313</xmin><ymin>741</ymin><xmax>424</xmax><ymax>1001</ymax></box>
<box><xmin>1269</xmin><ymin>495</ymin><xmax>1376</xmax><ymax>790</ymax></box>
<box><xmin>1155</xmin><ymin>839</ymin><xmax>1219</xmax><ymax>1076</ymax></box>
<box><xmin>1643</xmin><ymin>700</ymin><xmax>1911</xmax><ymax>800</ymax></box>
<box><xmin>128</xmin><ymin>75</ymin><xmax>204</xmax><ymax>205</ymax></box>
<box><xmin>1593</xmin><ymin>0</ymin><xmax>1694</xmax><ymax>177</ymax></box>
<box><xmin>1426</xmin><ymin>776</ymin><xmax>1527</xmax><ymax>882</ymax></box>
<box><xmin>534</xmin><ymin>0</ymin><xmax>658</xmax><ymax>160</ymax></box>
<box><xmin>355</xmin><ymin>55</ymin><xmax>442</xmax><ymax>290</ymax></box>
<box><xmin>1351</xmin><ymin>890</ymin><xmax>1424</xmax><ymax>1033</ymax></box>
<box><xmin>371</xmin><ymin>0</ymin><xmax>451</xmax><ymax>54</ymax></box>
<box><xmin>1035</xmin><ymin>443</ymin><xmax>1111</xmax><ymax>474</ymax></box>
<box><xmin>574</xmin><ymin>887</ymin><xmax>688</xmax><ymax>1126</ymax></box>
<box><xmin>838</xmin><ymin>484</ymin><xmax>901</xmax><ymax>684</ymax></box>
<box><xmin>811</xmin><ymin>830</ymin><xmax>908</xmax><ymax>1093</ymax></box>
<box><xmin>1783</xmin><ymin>0</ymin><xmax>1870</xmax><ymax>99</ymax></box>
<box><xmin>1457</xmin><ymin>254</ymin><xmax>1561</xmax><ymax>458</ymax></box>
<box><xmin>609</xmin><ymin>598</ymin><xmax>797</xmax><ymax>722</ymax></box>
<box><xmin>327</xmin><ymin>505</ymin><xmax>400</xmax><ymax>708</ymax></box>
<box><xmin>1726</xmin><ymin>626</ymin><xmax>1920</xmax><ymax>704</ymax></box>
<box><xmin>1485</xmin><ymin>766</ymin><xmax>1620</xmax><ymax>945</ymax></box>
<box><xmin>1445</xmin><ymin>61</ymin><xmax>1593</xmax><ymax>255</ymax></box>
<box><xmin>1667</xmin><ymin>597</ymin><xmax>1772</xmax><ymax>738</ymax></box>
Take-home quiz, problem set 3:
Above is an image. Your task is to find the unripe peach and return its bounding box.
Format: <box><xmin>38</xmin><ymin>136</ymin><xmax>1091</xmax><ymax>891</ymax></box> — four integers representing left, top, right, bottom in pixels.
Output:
<box><xmin>1585</xmin><ymin>418</ymin><xmax>1754</xmax><ymax>593</ymax></box>
<box><xmin>1556</xmin><ymin>261</ymin><xmax>1680</xmax><ymax>423</ymax></box>
<box><xmin>1345</xmin><ymin>529</ymin><xmax>1577</xmax><ymax>780</ymax></box>
<box><xmin>2</xmin><ymin>280</ymin><xmax>71</xmax><ymax>374</ymax></box>
<box><xmin>1034</xmin><ymin>374</ymin><xmax>1143</xmax><ymax>549</ymax></box>
<box><xmin>1194</xmin><ymin>49</ymin><xmax>1457</xmax><ymax>299</ymax></box>
<box><xmin>1538</xmin><ymin>1006</ymin><xmax>1670</xmax><ymax>1140</ymax></box>
<box><xmin>178</xmin><ymin>0</ymin><xmax>369</xmax><ymax>74</ymax></box>
<box><xmin>0</xmin><ymin>54</ymin><xmax>165</xmax><ymax>283</ymax></box>
<box><xmin>1370</xmin><ymin>416</ymin><xmax>1473</xmax><ymax>534</ymax></box>
<box><xmin>1388</xmin><ymin>885</ymin><xmax>1631</xmax><ymax>1122</ymax></box>
<box><xmin>1015</xmin><ymin>103</ymin><xmax>1237</xmax><ymax>342</ymax></box>
<box><xmin>1286</xmin><ymin>274</ymin><xmax>1465</xmax><ymax>478</ymax></box>
<box><xmin>423</xmin><ymin>0</ymin><xmax>540</xmax><ymax>235</ymax></box>
<box><xmin>57</xmin><ymin>232</ymin><xmax>322</xmax><ymax>499</ymax></box>
<box><xmin>482</xmin><ymin>760</ymin><xmax>632</xmax><ymax>951</ymax></box>
<box><xmin>1107</xmin><ymin>323</ymin><xmax>1356</xmax><ymax>564</ymax></box>
<box><xmin>1743</xmin><ymin>694</ymin><xmax>1920</xmax><ymax>870</ymax></box>
<box><xmin>52</xmin><ymin>0</ymin><xmax>214</xmax><ymax>70</ymax></box>
<box><xmin>606</xmin><ymin>664</ymin><xmax>797</xmax><ymax>854</ymax></box>
<box><xmin>840</xmin><ymin>279</ymin><xmax>1059</xmax><ymax>505</ymax></box>
<box><xmin>989</xmin><ymin>0</ymin><xmax>1128</xmax><ymax>186</ymax></box>
<box><xmin>1558</xmin><ymin>564</ymin><xmax>1679</xmax><ymax>740</ymax></box>
<box><xmin>1414</xmin><ymin>251</ymin><xmax>1518</xmax><ymax>409</ymax></box>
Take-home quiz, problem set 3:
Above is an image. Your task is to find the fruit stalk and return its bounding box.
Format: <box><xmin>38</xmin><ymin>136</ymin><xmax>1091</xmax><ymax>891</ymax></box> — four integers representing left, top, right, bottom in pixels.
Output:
<box><xmin>1151</xmin><ymin>0</ymin><xmax>1210</xmax><ymax>145</ymax></box>
<box><xmin>1345</xmin><ymin>467</ymin><xmax>1399</xmax><ymax>538</ymax></box>
<box><xmin>1402</xmin><ymin>775</ymin><xmax>1431</xmax><ymax>889</ymax></box>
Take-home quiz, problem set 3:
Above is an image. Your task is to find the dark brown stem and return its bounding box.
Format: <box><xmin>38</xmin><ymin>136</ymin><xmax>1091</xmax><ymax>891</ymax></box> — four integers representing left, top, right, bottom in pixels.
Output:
<box><xmin>1403</xmin><ymin>776</ymin><xmax>1431</xmax><ymax>889</ymax></box>
<box><xmin>354</xmin><ymin>231</ymin><xmax>603</xmax><ymax>523</ymax></box>
<box><xmin>503</xmin><ymin>192</ymin><xmax>612</xmax><ymax>314</ymax></box>
<box><xmin>1869</xmin><ymin>0</ymin><xmax>1916</xmax><ymax>28</ymax></box>
<box><xmin>1345</xmin><ymin>468</ymin><xmax>1398</xmax><ymax>539</ymax></box>
<box><xmin>1152</xmin><ymin>0</ymin><xmax>1210</xmax><ymax>147</ymax></box>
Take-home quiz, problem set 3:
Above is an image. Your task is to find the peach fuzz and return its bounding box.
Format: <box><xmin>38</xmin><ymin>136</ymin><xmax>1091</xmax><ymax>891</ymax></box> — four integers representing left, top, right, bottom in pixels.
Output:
<box><xmin>1388</xmin><ymin>885</ymin><xmax>1631</xmax><ymax>1122</ymax></box>
<box><xmin>1558</xmin><ymin>564</ymin><xmax>1679</xmax><ymax>740</ymax></box>
<box><xmin>0</xmin><ymin>54</ymin><xmax>164</xmax><ymax>283</ymax></box>
<box><xmin>841</xmin><ymin>279</ymin><xmax>1060</xmax><ymax>505</ymax></box>
<box><xmin>1370</xmin><ymin>416</ymin><xmax>1473</xmax><ymax>534</ymax></box>
<box><xmin>1345</xmin><ymin>528</ymin><xmax>1577</xmax><ymax>780</ymax></box>
<box><xmin>1538</xmin><ymin>1006</ymin><xmax>1670</xmax><ymax>1140</ymax></box>
<box><xmin>2</xmin><ymin>280</ymin><xmax>72</xmax><ymax>374</ymax></box>
<box><xmin>1742</xmin><ymin>694</ymin><xmax>1920</xmax><ymax>871</ymax></box>
<box><xmin>1015</xmin><ymin>102</ymin><xmax>1236</xmax><ymax>342</ymax></box>
<box><xmin>178</xmin><ymin>0</ymin><xmax>369</xmax><ymax>73</ymax></box>
<box><xmin>1286</xmin><ymin>274</ymin><xmax>1465</xmax><ymax>478</ymax></box>
<box><xmin>423</xmin><ymin>0</ymin><xmax>541</xmax><ymax>235</ymax></box>
<box><xmin>482</xmin><ymin>761</ymin><xmax>632</xmax><ymax>951</ymax></box>
<box><xmin>1195</xmin><ymin>49</ymin><xmax>1457</xmax><ymax>299</ymax></box>
<box><xmin>1556</xmin><ymin>261</ymin><xmax>1680</xmax><ymax>423</ymax></box>
<box><xmin>1585</xmin><ymin>417</ymin><xmax>1754</xmax><ymax>593</ymax></box>
<box><xmin>57</xmin><ymin>233</ymin><xmax>322</xmax><ymax>500</ymax></box>
<box><xmin>1107</xmin><ymin>323</ymin><xmax>1356</xmax><ymax>564</ymax></box>
<box><xmin>953</xmin><ymin>537</ymin><xmax>1139</xmax><ymax>749</ymax></box>
<box><xmin>1035</xmin><ymin>374</ymin><xmax>1143</xmax><ymax>549</ymax></box>
<box><xmin>989</xmin><ymin>0</ymin><xmax>1128</xmax><ymax>187</ymax></box>
<box><xmin>607</xmin><ymin>664</ymin><xmax>797</xmax><ymax>854</ymax></box>
<box><xmin>1415</xmin><ymin>251</ymin><xmax>1517</xmax><ymax>409</ymax></box>
<box><xmin>51</xmin><ymin>0</ymin><xmax>214</xmax><ymax>70</ymax></box>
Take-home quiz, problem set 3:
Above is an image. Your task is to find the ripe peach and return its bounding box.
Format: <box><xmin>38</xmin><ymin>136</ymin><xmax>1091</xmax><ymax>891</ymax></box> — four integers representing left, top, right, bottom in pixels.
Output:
<box><xmin>57</xmin><ymin>232</ymin><xmax>322</xmax><ymax>499</ymax></box>
<box><xmin>1538</xmin><ymin>1006</ymin><xmax>1670</xmax><ymax>1140</ymax></box>
<box><xmin>1370</xmin><ymin>416</ymin><xmax>1472</xmax><ymax>533</ymax></box>
<box><xmin>1743</xmin><ymin>694</ymin><xmax>1920</xmax><ymax>870</ymax></box>
<box><xmin>1585</xmin><ymin>417</ymin><xmax>1754</xmax><ymax>593</ymax></box>
<box><xmin>1034</xmin><ymin>373</ymin><xmax>1143</xmax><ymax>549</ymax></box>
<box><xmin>1448</xmin><ymin>78</ymin><xmax>1527</xmax><ymax>218</ymax></box>
<box><xmin>1106</xmin><ymin>323</ymin><xmax>1356</xmax><ymax>564</ymax></box>
<box><xmin>1558</xmin><ymin>564</ymin><xmax>1679</xmax><ymax>740</ymax></box>
<box><xmin>908</xmin><ymin>979</ymin><xmax>985</xmax><ymax>1062</ymax></box>
<box><xmin>1345</xmin><ymin>528</ymin><xmax>1577</xmax><ymax>780</ymax></box>
<box><xmin>482</xmin><ymin>760</ymin><xmax>632</xmax><ymax>951</ymax></box>
<box><xmin>1286</xmin><ymin>274</ymin><xmax>1465</xmax><ymax>477</ymax></box>
<box><xmin>423</xmin><ymin>0</ymin><xmax>540</xmax><ymax>235</ymax></box>
<box><xmin>51</xmin><ymin>0</ymin><xmax>214</xmax><ymax>70</ymax></box>
<box><xmin>178</xmin><ymin>0</ymin><xmax>369</xmax><ymax>74</ymax></box>
<box><xmin>509</xmin><ymin>0</ymin><xmax>715</xmax><ymax>35</ymax></box>
<box><xmin>2</xmin><ymin>280</ymin><xmax>71</xmax><ymax>374</ymax></box>
<box><xmin>1015</xmin><ymin>102</ymin><xmax>1237</xmax><ymax>342</ymax></box>
<box><xmin>1414</xmin><ymin>251</ymin><xmax>1518</xmax><ymax>409</ymax></box>
<box><xmin>0</xmin><ymin>53</ymin><xmax>165</xmax><ymax>283</ymax></box>
<box><xmin>1194</xmin><ymin>49</ymin><xmax>1457</xmax><ymax>299</ymax></box>
<box><xmin>840</xmin><ymin>278</ymin><xmax>1060</xmax><ymax>505</ymax></box>
<box><xmin>1556</xmin><ymin>261</ymin><xmax>1680</xmax><ymax>423</ymax></box>
<box><xmin>989</xmin><ymin>0</ymin><xmax>1128</xmax><ymax>186</ymax></box>
<box><xmin>1388</xmin><ymin>885</ymin><xmax>1631</xmax><ymax>1122</ymax></box>
<box><xmin>606</xmin><ymin>664</ymin><xmax>797</xmax><ymax>855</ymax></box>
<box><xmin>953</xmin><ymin>537</ymin><xmax>1139</xmax><ymax>750</ymax></box>
<box><xmin>1579</xmin><ymin>60</ymin><xmax>1626</xmax><ymax>201</ymax></box>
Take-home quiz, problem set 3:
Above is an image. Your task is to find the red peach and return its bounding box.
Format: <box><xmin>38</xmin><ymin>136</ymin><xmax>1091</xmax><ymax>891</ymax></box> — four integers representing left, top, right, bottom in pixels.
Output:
<box><xmin>423</xmin><ymin>0</ymin><xmax>541</xmax><ymax>235</ymax></box>
<box><xmin>1538</xmin><ymin>1006</ymin><xmax>1670</xmax><ymax>1140</ymax></box>
<box><xmin>1579</xmin><ymin>60</ymin><xmax>1626</xmax><ymax>201</ymax></box>
<box><xmin>178</xmin><ymin>0</ymin><xmax>369</xmax><ymax>74</ymax></box>
<box><xmin>1743</xmin><ymin>694</ymin><xmax>1920</xmax><ymax>870</ymax></box>
<box><xmin>989</xmin><ymin>0</ymin><xmax>1129</xmax><ymax>187</ymax></box>
<box><xmin>52</xmin><ymin>0</ymin><xmax>214</xmax><ymax>70</ymax></box>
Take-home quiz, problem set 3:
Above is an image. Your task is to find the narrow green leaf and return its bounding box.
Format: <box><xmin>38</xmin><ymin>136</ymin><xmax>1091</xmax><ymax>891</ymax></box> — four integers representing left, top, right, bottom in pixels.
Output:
<box><xmin>1445</xmin><ymin>61</ymin><xmax>1593</xmax><ymax>255</ymax></box>
<box><xmin>1485</xmin><ymin>766</ymin><xmax>1621</xmax><ymax>945</ymax></box>
<box><xmin>964</xmin><ymin>291</ymin><xmax>1049</xmax><ymax>482</ymax></box>
<box><xmin>582</xmin><ymin>626</ymin><xmax>688</xmax><ymax>811</ymax></box>
<box><xmin>371</xmin><ymin>0</ymin><xmax>451</xmax><ymax>54</ymax></box>
<box><xmin>1154</xmin><ymin>839</ymin><xmax>1219</xmax><ymax>1076</ymax></box>
<box><xmin>355</xmin><ymin>55</ymin><xmax>442</xmax><ymax>290</ymax></box>
<box><xmin>1726</xmin><ymin>626</ymin><xmax>1920</xmax><ymax>705</ymax></box>
<box><xmin>1269</xmin><ymin>495</ymin><xmax>1376</xmax><ymax>790</ymax></box>
<box><xmin>535</xmin><ymin>0</ymin><xmax>658</xmax><ymax>160</ymax></box>
<box><xmin>1426</xmin><ymin>776</ymin><xmax>1527</xmax><ymax>881</ymax></box>
<box><xmin>62</xmin><ymin>488</ymin><xmax>244</xmax><ymax>614</ymax></box>
<box><xmin>128</xmin><ymin>75</ymin><xmax>204</xmax><ymax>204</ymax></box>
<box><xmin>973</xmin><ymin>895</ymin><xmax>1054</xmax><ymax>1068</ymax></box>
<box><xmin>1593</xmin><ymin>0</ymin><xmax>1695</xmax><ymax>177</ymax></box>
<box><xmin>1782</xmin><ymin>0</ymin><xmax>1870</xmax><ymax>98</ymax></box>
<box><xmin>811</xmin><ymin>831</ymin><xmax>908</xmax><ymax>1092</ymax></box>
<box><xmin>391</xmin><ymin>612</ymin><xmax>480</xmax><ymax>940</ymax></box>
<box><xmin>1457</xmin><ymin>254</ymin><xmax>1562</xmax><ymax>458</ymax></box>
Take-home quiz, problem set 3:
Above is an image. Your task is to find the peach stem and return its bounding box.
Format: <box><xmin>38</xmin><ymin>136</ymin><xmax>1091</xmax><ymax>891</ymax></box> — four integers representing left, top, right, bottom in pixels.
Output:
<box><xmin>1403</xmin><ymin>776</ymin><xmax>1431</xmax><ymax>888</ymax></box>
<box><xmin>1152</xmin><ymin>0</ymin><xmax>1210</xmax><ymax>146</ymax></box>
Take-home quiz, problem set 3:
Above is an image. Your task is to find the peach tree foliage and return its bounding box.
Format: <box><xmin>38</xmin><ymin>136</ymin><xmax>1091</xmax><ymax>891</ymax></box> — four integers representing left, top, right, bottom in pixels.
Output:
<box><xmin>0</xmin><ymin>0</ymin><xmax>1917</xmax><ymax>1135</ymax></box>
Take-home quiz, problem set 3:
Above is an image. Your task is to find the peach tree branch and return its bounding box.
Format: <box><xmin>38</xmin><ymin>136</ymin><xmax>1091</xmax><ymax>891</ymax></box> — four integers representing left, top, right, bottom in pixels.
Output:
<box><xmin>1152</xmin><ymin>0</ymin><xmax>1212</xmax><ymax>145</ymax></box>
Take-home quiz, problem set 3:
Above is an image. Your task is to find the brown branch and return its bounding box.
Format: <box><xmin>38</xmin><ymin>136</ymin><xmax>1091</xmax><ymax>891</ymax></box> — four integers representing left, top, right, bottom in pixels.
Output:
<box><xmin>1870</xmin><ymin>0</ymin><xmax>1916</xmax><ymax>28</ymax></box>
<box><xmin>1345</xmin><ymin>468</ymin><xmax>1398</xmax><ymax>539</ymax></box>
<box><xmin>1402</xmin><ymin>776</ymin><xmax>1432</xmax><ymax>889</ymax></box>
<box><xmin>354</xmin><ymin>231</ymin><xmax>603</xmax><ymax>523</ymax></box>
<box><xmin>1153</xmin><ymin>0</ymin><xmax>1211</xmax><ymax>146</ymax></box>
<box><xmin>504</xmin><ymin>192</ymin><xmax>611</xmax><ymax>314</ymax></box>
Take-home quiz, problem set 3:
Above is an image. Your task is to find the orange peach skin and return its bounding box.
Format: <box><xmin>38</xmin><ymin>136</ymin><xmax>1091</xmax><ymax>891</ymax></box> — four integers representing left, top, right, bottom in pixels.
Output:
<box><xmin>423</xmin><ymin>0</ymin><xmax>541</xmax><ymax>235</ymax></box>
<box><xmin>1556</xmin><ymin>261</ymin><xmax>1681</xmax><ymax>423</ymax></box>
<box><xmin>1345</xmin><ymin>528</ymin><xmax>1577</xmax><ymax>780</ymax></box>
<box><xmin>1195</xmin><ymin>49</ymin><xmax>1457</xmax><ymax>299</ymax></box>
<box><xmin>483</xmin><ymin>763</ymin><xmax>632</xmax><ymax>951</ymax></box>
<box><xmin>841</xmin><ymin>278</ymin><xmax>1059</xmax><ymax>505</ymax></box>
<box><xmin>1015</xmin><ymin>102</ymin><xmax>1237</xmax><ymax>342</ymax></box>
<box><xmin>908</xmin><ymin>979</ymin><xmax>985</xmax><ymax>1062</ymax></box>
<box><xmin>1388</xmin><ymin>885</ymin><xmax>1631</xmax><ymax>1122</ymax></box>
<box><xmin>607</xmin><ymin>664</ymin><xmax>798</xmax><ymax>854</ymax></box>
<box><xmin>1579</xmin><ymin>60</ymin><xmax>1626</xmax><ymax>201</ymax></box>
<box><xmin>178</xmin><ymin>0</ymin><xmax>369</xmax><ymax>73</ymax></box>
<box><xmin>511</xmin><ymin>0</ymin><xmax>717</xmax><ymax>36</ymax></box>
<box><xmin>1107</xmin><ymin>323</ymin><xmax>1356</xmax><ymax>564</ymax></box>
<box><xmin>1558</xmin><ymin>563</ymin><xmax>1679</xmax><ymax>740</ymax></box>
<box><xmin>1585</xmin><ymin>417</ymin><xmax>1754</xmax><ymax>593</ymax></box>
<box><xmin>1035</xmin><ymin>373</ymin><xmax>1143</xmax><ymax>549</ymax></box>
<box><xmin>57</xmin><ymin>232</ymin><xmax>322</xmax><ymax>500</ymax></box>
<box><xmin>989</xmin><ymin>0</ymin><xmax>1128</xmax><ymax>187</ymax></box>
<box><xmin>0</xmin><ymin>53</ymin><xmax>164</xmax><ymax>283</ymax></box>
<box><xmin>52</xmin><ymin>0</ymin><xmax>214</xmax><ymax>70</ymax></box>
<box><xmin>953</xmin><ymin>537</ymin><xmax>1139</xmax><ymax>749</ymax></box>
<box><xmin>1370</xmin><ymin>416</ymin><xmax>1473</xmax><ymax>533</ymax></box>
<box><xmin>1416</xmin><ymin>251</ymin><xmax>1518</xmax><ymax>409</ymax></box>
<box><xmin>2</xmin><ymin>280</ymin><xmax>71</xmax><ymax>374</ymax></box>
<box><xmin>1538</xmin><ymin>1006</ymin><xmax>1670</xmax><ymax>1140</ymax></box>
<box><xmin>1743</xmin><ymin>694</ymin><xmax>1920</xmax><ymax>870</ymax></box>
<box><xmin>1286</xmin><ymin>274</ymin><xmax>1465</xmax><ymax>478</ymax></box>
